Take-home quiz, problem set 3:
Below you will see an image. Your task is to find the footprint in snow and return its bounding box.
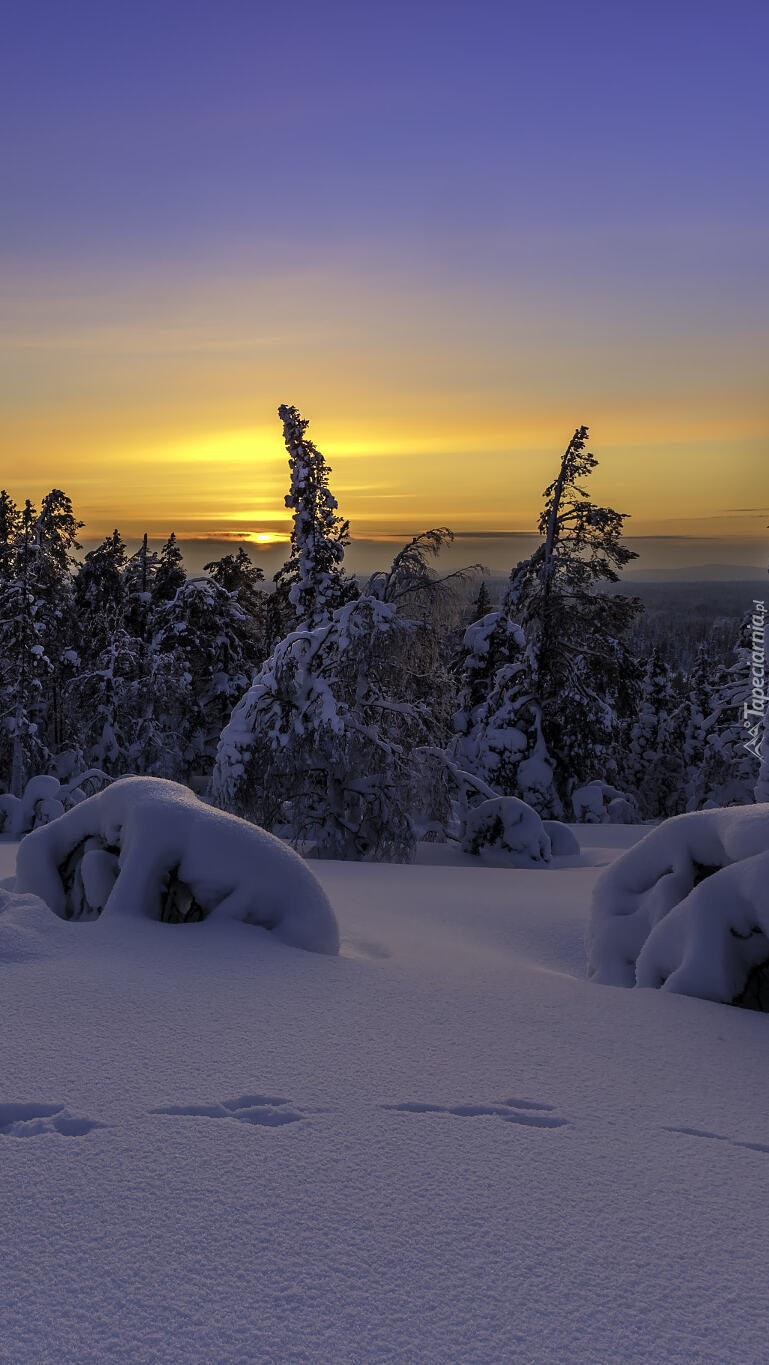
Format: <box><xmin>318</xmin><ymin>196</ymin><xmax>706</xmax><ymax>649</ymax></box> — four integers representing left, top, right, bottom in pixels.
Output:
<box><xmin>664</xmin><ymin>1125</ymin><xmax>769</xmax><ymax>1155</ymax></box>
<box><xmin>151</xmin><ymin>1093</ymin><xmax>307</xmax><ymax>1129</ymax></box>
<box><xmin>382</xmin><ymin>1096</ymin><xmax>568</xmax><ymax>1129</ymax></box>
<box><xmin>0</xmin><ymin>1100</ymin><xmax>106</xmax><ymax>1138</ymax></box>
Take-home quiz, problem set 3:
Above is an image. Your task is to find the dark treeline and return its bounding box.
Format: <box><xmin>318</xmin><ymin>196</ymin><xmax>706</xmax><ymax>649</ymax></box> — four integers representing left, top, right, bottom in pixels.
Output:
<box><xmin>0</xmin><ymin>412</ymin><xmax>762</xmax><ymax>853</ymax></box>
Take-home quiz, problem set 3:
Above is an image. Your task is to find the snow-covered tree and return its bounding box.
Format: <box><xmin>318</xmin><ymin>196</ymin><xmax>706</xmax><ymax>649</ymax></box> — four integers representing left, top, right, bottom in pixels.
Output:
<box><xmin>470</xmin><ymin>579</ymin><xmax>492</xmax><ymax>621</ymax></box>
<box><xmin>66</xmin><ymin>530</ymin><xmax>133</xmax><ymax>773</ymax></box>
<box><xmin>589</xmin><ymin>803</ymin><xmax>769</xmax><ymax>1008</ymax></box>
<box><xmin>622</xmin><ymin>648</ymin><xmax>686</xmax><ymax>818</ymax></box>
<box><xmin>73</xmin><ymin>531</ymin><xmax>127</xmax><ymax>651</ymax></box>
<box><xmin>205</xmin><ymin>546</ymin><xmax>264</xmax><ymax>610</ymax></box>
<box><xmin>273</xmin><ymin>404</ymin><xmax>356</xmax><ymax>630</ymax></box>
<box><xmin>693</xmin><ymin>612</ymin><xmax>759</xmax><ymax>808</ymax></box>
<box><xmin>149</xmin><ymin>577</ymin><xmax>253</xmax><ymax>783</ymax></box>
<box><xmin>455</xmin><ymin>427</ymin><xmax>640</xmax><ymax>816</ymax></box>
<box><xmin>31</xmin><ymin>490</ymin><xmax>82</xmax><ymax>756</ymax></box>
<box><xmin>212</xmin><ymin>533</ymin><xmax>463</xmax><ymax>860</ymax></box>
<box><xmin>153</xmin><ymin>532</ymin><xmax>186</xmax><ymax>604</ymax></box>
<box><xmin>0</xmin><ymin>502</ymin><xmax>51</xmax><ymax>792</ymax></box>
<box><xmin>205</xmin><ymin>546</ymin><xmax>266</xmax><ymax>667</ymax></box>
<box><xmin>367</xmin><ymin>528</ymin><xmax>476</xmax><ymax>747</ymax></box>
<box><xmin>0</xmin><ymin>491</ymin><xmax>20</xmax><ymax>579</ymax></box>
<box><xmin>452</xmin><ymin>607</ymin><xmax>546</xmax><ymax>806</ymax></box>
<box><xmin>0</xmin><ymin>492</ymin><xmax>81</xmax><ymax>790</ymax></box>
<box><xmin>213</xmin><ymin>597</ymin><xmax>431</xmax><ymax>858</ymax></box>
<box><xmin>36</xmin><ymin>489</ymin><xmax>83</xmax><ymax>575</ymax></box>
<box><xmin>123</xmin><ymin>534</ymin><xmax>158</xmax><ymax>640</ymax></box>
<box><xmin>511</xmin><ymin>427</ymin><xmax>640</xmax><ymax>799</ymax></box>
<box><xmin>677</xmin><ymin>642</ymin><xmax>715</xmax><ymax>810</ymax></box>
<box><xmin>67</xmin><ymin>629</ymin><xmax>145</xmax><ymax>775</ymax></box>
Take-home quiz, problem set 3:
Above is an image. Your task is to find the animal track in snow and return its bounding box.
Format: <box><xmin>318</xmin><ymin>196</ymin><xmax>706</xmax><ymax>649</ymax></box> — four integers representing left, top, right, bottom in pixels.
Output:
<box><xmin>664</xmin><ymin>1125</ymin><xmax>769</xmax><ymax>1155</ymax></box>
<box><xmin>151</xmin><ymin>1092</ymin><xmax>306</xmax><ymax>1129</ymax></box>
<box><xmin>0</xmin><ymin>1101</ymin><xmax>106</xmax><ymax>1138</ymax></box>
<box><xmin>382</xmin><ymin>1097</ymin><xmax>568</xmax><ymax>1129</ymax></box>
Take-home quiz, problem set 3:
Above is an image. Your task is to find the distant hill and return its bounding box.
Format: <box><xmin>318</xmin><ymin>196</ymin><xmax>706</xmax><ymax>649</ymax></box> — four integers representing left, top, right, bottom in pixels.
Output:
<box><xmin>625</xmin><ymin>564</ymin><xmax>767</xmax><ymax>583</ymax></box>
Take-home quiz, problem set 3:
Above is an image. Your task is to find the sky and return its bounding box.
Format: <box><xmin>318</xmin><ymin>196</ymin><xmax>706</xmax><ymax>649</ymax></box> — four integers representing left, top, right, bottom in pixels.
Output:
<box><xmin>2</xmin><ymin>0</ymin><xmax>768</xmax><ymax>576</ymax></box>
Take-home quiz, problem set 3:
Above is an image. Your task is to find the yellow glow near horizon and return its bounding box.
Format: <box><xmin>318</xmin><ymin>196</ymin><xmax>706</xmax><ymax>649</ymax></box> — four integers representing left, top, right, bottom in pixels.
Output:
<box><xmin>2</xmin><ymin>258</ymin><xmax>768</xmax><ymax>555</ymax></box>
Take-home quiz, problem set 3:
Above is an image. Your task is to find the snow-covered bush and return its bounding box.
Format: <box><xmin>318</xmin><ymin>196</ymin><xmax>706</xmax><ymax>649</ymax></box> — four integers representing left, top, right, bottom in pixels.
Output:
<box><xmin>588</xmin><ymin>803</ymin><xmax>769</xmax><ymax>1008</ymax></box>
<box><xmin>0</xmin><ymin>770</ymin><xmax>111</xmax><ymax>837</ymax></box>
<box><xmin>461</xmin><ymin>796</ymin><xmax>551</xmax><ymax>867</ymax></box>
<box><xmin>15</xmin><ymin>777</ymin><xmax>339</xmax><ymax>954</ymax></box>
<box><xmin>571</xmin><ymin>780</ymin><xmax>638</xmax><ymax>824</ymax></box>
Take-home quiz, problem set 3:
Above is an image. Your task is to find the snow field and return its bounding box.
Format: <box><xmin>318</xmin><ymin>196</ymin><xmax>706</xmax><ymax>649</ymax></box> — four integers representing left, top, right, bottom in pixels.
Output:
<box><xmin>1</xmin><ymin>830</ymin><xmax>769</xmax><ymax>1363</ymax></box>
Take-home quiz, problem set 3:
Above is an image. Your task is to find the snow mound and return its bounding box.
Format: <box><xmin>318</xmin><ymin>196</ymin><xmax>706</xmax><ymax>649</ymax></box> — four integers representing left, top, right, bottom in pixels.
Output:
<box><xmin>542</xmin><ymin>820</ymin><xmax>581</xmax><ymax>856</ymax></box>
<box><xmin>572</xmin><ymin>779</ymin><xmax>638</xmax><ymax>824</ymax></box>
<box><xmin>15</xmin><ymin>777</ymin><xmax>340</xmax><ymax>955</ymax></box>
<box><xmin>588</xmin><ymin>803</ymin><xmax>769</xmax><ymax>1006</ymax></box>
<box><xmin>462</xmin><ymin>796</ymin><xmax>551</xmax><ymax>867</ymax></box>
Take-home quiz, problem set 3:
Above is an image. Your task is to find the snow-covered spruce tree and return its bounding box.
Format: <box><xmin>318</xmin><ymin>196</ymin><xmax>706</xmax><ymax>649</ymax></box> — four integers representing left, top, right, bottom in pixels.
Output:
<box><xmin>273</xmin><ymin>404</ymin><xmax>357</xmax><ymax>632</ymax></box>
<box><xmin>212</xmin><ymin>533</ymin><xmax>462</xmax><ymax>860</ymax></box>
<box><xmin>66</xmin><ymin>530</ymin><xmax>142</xmax><ymax>774</ymax></box>
<box><xmin>692</xmin><ymin>611</ymin><xmax>760</xmax><ymax>807</ymax></box>
<box><xmin>677</xmin><ymin>642</ymin><xmax>715</xmax><ymax>810</ymax></box>
<box><xmin>0</xmin><ymin>493</ymin><xmax>83</xmax><ymax>792</ymax></box>
<box><xmin>205</xmin><ymin>545</ymin><xmax>264</xmax><ymax>609</ymax></box>
<box><xmin>31</xmin><ymin>490</ymin><xmax>82</xmax><ymax>757</ymax></box>
<box><xmin>452</xmin><ymin>605</ymin><xmax>538</xmax><ymax>803</ymax></box>
<box><xmin>0</xmin><ymin>490</ymin><xmax>20</xmax><ymax>580</ymax></box>
<box><xmin>122</xmin><ymin>533</ymin><xmax>158</xmax><ymax>640</ymax></box>
<box><xmin>622</xmin><ymin>647</ymin><xmax>687</xmax><ymax>819</ymax></box>
<box><xmin>73</xmin><ymin>530</ymin><xmax>127</xmax><ymax>654</ymax></box>
<box><xmin>470</xmin><ymin>579</ymin><xmax>492</xmax><ymax>622</ymax></box>
<box><xmin>97</xmin><ymin>531</ymin><xmax>189</xmax><ymax>780</ymax></box>
<box><xmin>36</xmin><ymin>489</ymin><xmax>83</xmax><ymax>576</ymax></box>
<box><xmin>67</xmin><ymin>535</ymin><xmax>260</xmax><ymax>785</ymax></box>
<box><xmin>204</xmin><ymin>546</ymin><xmax>266</xmax><ymax>669</ymax></box>
<box><xmin>153</xmin><ymin>532</ymin><xmax>186</xmax><ymax>604</ymax></box>
<box><xmin>148</xmin><ymin>577</ymin><xmax>254</xmax><ymax>784</ymax></box>
<box><xmin>67</xmin><ymin>627</ymin><xmax>145</xmax><ymax>775</ymax></box>
<box><xmin>455</xmin><ymin>427</ymin><xmax>641</xmax><ymax>816</ymax></box>
<box><xmin>118</xmin><ymin>534</ymin><xmax>160</xmax><ymax>760</ymax></box>
<box><xmin>0</xmin><ymin>502</ymin><xmax>50</xmax><ymax>792</ymax></box>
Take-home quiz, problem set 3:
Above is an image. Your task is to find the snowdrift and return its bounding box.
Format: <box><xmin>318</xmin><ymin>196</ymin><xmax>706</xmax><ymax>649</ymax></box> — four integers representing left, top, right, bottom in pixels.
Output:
<box><xmin>588</xmin><ymin>803</ymin><xmax>769</xmax><ymax>1006</ymax></box>
<box><xmin>14</xmin><ymin>777</ymin><xmax>340</xmax><ymax>954</ymax></box>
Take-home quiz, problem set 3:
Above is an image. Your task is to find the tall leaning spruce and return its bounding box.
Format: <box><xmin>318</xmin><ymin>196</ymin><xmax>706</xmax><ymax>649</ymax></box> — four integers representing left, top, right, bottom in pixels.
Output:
<box><xmin>273</xmin><ymin>404</ymin><xmax>356</xmax><ymax>631</ymax></box>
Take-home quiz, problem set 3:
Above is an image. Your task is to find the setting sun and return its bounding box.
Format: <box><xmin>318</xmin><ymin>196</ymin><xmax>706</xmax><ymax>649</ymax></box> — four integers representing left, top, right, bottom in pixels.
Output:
<box><xmin>249</xmin><ymin>531</ymin><xmax>286</xmax><ymax>545</ymax></box>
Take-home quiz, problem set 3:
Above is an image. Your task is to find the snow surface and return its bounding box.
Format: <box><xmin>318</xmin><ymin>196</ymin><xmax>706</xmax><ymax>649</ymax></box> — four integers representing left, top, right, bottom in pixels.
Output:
<box><xmin>2</xmin><ymin>827</ymin><xmax>769</xmax><ymax>1363</ymax></box>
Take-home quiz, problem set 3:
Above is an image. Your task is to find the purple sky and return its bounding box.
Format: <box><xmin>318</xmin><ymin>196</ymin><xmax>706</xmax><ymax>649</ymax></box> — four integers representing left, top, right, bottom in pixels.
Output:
<box><xmin>5</xmin><ymin>0</ymin><xmax>767</xmax><ymax>268</ymax></box>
